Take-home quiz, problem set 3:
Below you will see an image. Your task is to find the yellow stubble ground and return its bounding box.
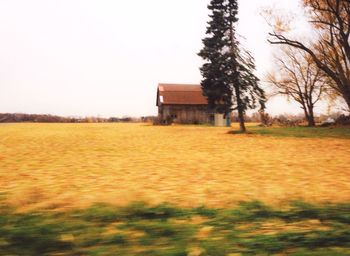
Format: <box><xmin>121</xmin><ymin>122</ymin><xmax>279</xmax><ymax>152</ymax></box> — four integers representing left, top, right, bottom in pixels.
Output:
<box><xmin>0</xmin><ymin>123</ymin><xmax>349</xmax><ymax>211</ymax></box>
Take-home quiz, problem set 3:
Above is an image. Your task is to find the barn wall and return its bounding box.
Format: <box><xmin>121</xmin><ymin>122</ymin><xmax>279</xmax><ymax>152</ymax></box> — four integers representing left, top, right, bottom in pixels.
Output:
<box><xmin>159</xmin><ymin>105</ymin><xmax>210</xmax><ymax>124</ymax></box>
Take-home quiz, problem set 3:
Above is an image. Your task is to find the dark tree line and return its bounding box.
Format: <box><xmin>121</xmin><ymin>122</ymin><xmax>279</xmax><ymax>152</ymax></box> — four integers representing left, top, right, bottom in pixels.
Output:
<box><xmin>0</xmin><ymin>113</ymin><xmax>139</xmax><ymax>123</ymax></box>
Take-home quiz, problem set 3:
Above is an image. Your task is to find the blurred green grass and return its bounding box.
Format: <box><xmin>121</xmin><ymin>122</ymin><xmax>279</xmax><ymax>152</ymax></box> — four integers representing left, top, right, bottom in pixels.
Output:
<box><xmin>1</xmin><ymin>201</ymin><xmax>350</xmax><ymax>255</ymax></box>
<box><xmin>247</xmin><ymin>126</ymin><xmax>350</xmax><ymax>139</ymax></box>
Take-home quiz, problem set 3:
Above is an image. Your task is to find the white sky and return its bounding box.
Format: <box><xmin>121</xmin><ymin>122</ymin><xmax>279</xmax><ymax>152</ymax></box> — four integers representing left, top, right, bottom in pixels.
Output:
<box><xmin>0</xmin><ymin>0</ymin><xmax>321</xmax><ymax>118</ymax></box>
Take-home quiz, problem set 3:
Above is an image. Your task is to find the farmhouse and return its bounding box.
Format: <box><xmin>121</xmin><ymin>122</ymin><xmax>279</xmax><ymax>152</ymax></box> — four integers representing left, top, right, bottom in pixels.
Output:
<box><xmin>156</xmin><ymin>83</ymin><xmax>231</xmax><ymax>126</ymax></box>
<box><xmin>156</xmin><ymin>83</ymin><xmax>210</xmax><ymax>124</ymax></box>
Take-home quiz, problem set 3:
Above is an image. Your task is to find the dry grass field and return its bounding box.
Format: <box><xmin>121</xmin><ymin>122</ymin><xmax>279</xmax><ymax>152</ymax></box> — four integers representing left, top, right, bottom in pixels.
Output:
<box><xmin>0</xmin><ymin>123</ymin><xmax>349</xmax><ymax>211</ymax></box>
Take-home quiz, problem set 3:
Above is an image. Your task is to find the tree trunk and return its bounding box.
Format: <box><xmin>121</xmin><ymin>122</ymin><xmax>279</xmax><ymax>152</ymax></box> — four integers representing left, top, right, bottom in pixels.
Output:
<box><xmin>343</xmin><ymin>83</ymin><xmax>350</xmax><ymax>111</ymax></box>
<box><xmin>234</xmin><ymin>86</ymin><xmax>246</xmax><ymax>133</ymax></box>
<box><xmin>307</xmin><ymin>107</ymin><xmax>316</xmax><ymax>127</ymax></box>
<box><xmin>302</xmin><ymin>107</ymin><xmax>311</xmax><ymax>127</ymax></box>
<box><xmin>302</xmin><ymin>104</ymin><xmax>315</xmax><ymax>127</ymax></box>
<box><xmin>237</xmin><ymin>107</ymin><xmax>246</xmax><ymax>132</ymax></box>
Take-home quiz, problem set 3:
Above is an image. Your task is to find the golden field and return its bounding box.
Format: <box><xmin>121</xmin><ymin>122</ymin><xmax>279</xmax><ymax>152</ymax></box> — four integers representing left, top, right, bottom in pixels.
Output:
<box><xmin>0</xmin><ymin>123</ymin><xmax>349</xmax><ymax>211</ymax></box>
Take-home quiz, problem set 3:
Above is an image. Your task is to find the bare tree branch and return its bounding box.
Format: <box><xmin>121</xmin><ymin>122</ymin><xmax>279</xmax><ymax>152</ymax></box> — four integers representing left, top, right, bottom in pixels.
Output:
<box><xmin>266</xmin><ymin>47</ymin><xmax>325</xmax><ymax>126</ymax></box>
<box><xmin>267</xmin><ymin>0</ymin><xmax>350</xmax><ymax>110</ymax></box>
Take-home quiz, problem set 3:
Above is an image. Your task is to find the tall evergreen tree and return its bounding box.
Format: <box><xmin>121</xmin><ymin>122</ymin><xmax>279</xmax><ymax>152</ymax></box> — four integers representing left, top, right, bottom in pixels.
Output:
<box><xmin>198</xmin><ymin>0</ymin><xmax>266</xmax><ymax>132</ymax></box>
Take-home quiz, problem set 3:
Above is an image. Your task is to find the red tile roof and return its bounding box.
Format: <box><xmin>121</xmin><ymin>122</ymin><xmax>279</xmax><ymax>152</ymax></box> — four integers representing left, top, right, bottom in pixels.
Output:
<box><xmin>157</xmin><ymin>83</ymin><xmax>208</xmax><ymax>105</ymax></box>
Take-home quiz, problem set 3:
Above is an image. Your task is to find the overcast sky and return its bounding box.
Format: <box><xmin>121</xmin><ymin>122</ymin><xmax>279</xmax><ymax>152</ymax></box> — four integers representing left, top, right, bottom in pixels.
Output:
<box><xmin>0</xmin><ymin>0</ymin><xmax>319</xmax><ymax>117</ymax></box>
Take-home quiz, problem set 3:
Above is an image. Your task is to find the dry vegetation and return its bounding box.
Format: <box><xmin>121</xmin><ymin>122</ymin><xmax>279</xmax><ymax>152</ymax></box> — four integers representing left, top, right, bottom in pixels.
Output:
<box><xmin>0</xmin><ymin>123</ymin><xmax>349</xmax><ymax>211</ymax></box>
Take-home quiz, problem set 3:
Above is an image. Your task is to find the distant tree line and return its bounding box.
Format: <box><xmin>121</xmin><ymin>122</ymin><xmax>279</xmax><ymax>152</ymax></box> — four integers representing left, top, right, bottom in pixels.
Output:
<box><xmin>0</xmin><ymin>113</ymin><xmax>154</xmax><ymax>123</ymax></box>
<box><xmin>0</xmin><ymin>113</ymin><xmax>81</xmax><ymax>123</ymax></box>
<box><xmin>239</xmin><ymin>111</ymin><xmax>350</xmax><ymax>126</ymax></box>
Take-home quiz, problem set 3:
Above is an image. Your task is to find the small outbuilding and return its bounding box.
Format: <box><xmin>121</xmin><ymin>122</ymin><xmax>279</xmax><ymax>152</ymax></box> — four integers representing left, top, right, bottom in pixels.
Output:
<box><xmin>156</xmin><ymin>83</ymin><xmax>230</xmax><ymax>126</ymax></box>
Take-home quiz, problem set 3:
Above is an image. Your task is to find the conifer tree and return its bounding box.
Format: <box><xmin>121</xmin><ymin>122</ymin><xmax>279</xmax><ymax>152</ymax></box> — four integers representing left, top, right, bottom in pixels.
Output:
<box><xmin>199</xmin><ymin>0</ymin><xmax>266</xmax><ymax>132</ymax></box>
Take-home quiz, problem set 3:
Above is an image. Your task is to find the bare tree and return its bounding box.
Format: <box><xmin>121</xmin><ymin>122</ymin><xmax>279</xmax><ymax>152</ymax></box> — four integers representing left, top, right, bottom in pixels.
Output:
<box><xmin>267</xmin><ymin>47</ymin><xmax>326</xmax><ymax>126</ymax></box>
<box><xmin>268</xmin><ymin>0</ymin><xmax>350</xmax><ymax>111</ymax></box>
